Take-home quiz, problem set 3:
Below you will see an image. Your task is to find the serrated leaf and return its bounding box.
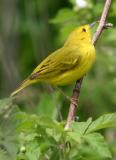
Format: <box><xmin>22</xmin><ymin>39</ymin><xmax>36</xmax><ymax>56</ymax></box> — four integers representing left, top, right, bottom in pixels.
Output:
<box><xmin>86</xmin><ymin>113</ymin><xmax>116</xmax><ymax>133</ymax></box>
<box><xmin>15</xmin><ymin>112</ymin><xmax>38</xmax><ymax>132</ymax></box>
<box><xmin>15</xmin><ymin>112</ymin><xmax>63</xmax><ymax>133</ymax></box>
<box><xmin>67</xmin><ymin>118</ymin><xmax>92</xmax><ymax>142</ymax></box>
<box><xmin>84</xmin><ymin>133</ymin><xmax>112</xmax><ymax>159</ymax></box>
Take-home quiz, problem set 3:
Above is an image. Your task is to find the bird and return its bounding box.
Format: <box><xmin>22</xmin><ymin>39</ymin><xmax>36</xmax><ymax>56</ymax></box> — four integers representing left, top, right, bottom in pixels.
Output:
<box><xmin>11</xmin><ymin>23</ymin><xmax>96</xmax><ymax>97</ymax></box>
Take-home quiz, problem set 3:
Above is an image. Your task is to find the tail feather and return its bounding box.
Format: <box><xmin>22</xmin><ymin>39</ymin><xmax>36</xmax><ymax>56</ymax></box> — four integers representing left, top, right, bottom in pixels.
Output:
<box><xmin>11</xmin><ymin>78</ymin><xmax>34</xmax><ymax>97</ymax></box>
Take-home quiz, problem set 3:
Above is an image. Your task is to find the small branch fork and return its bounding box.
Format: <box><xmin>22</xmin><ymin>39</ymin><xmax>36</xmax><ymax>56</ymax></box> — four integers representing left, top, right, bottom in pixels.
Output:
<box><xmin>65</xmin><ymin>0</ymin><xmax>112</xmax><ymax>130</ymax></box>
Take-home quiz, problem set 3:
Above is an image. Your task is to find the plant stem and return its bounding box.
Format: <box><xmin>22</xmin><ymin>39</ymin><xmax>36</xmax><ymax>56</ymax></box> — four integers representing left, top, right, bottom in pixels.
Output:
<box><xmin>65</xmin><ymin>0</ymin><xmax>112</xmax><ymax>130</ymax></box>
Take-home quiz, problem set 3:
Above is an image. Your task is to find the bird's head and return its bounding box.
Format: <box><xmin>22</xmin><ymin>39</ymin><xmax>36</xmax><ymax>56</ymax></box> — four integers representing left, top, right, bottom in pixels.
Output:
<box><xmin>64</xmin><ymin>22</ymin><xmax>96</xmax><ymax>46</ymax></box>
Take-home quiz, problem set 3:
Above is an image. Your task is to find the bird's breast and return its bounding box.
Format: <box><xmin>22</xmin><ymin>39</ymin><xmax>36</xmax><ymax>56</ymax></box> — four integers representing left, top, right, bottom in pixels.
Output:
<box><xmin>58</xmin><ymin>44</ymin><xmax>96</xmax><ymax>85</ymax></box>
<box><xmin>43</xmin><ymin>44</ymin><xmax>96</xmax><ymax>86</ymax></box>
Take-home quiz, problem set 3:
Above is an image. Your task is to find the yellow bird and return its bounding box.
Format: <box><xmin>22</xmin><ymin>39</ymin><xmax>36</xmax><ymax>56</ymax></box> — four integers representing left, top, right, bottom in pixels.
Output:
<box><xmin>11</xmin><ymin>23</ymin><xmax>96</xmax><ymax>96</ymax></box>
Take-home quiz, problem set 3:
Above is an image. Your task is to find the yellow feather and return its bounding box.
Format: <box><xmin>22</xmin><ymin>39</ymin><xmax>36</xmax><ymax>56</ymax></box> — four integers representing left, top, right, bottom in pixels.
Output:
<box><xmin>11</xmin><ymin>24</ymin><xmax>96</xmax><ymax>96</ymax></box>
<box><xmin>11</xmin><ymin>78</ymin><xmax>37</xmax><ymax>96</ymax></box>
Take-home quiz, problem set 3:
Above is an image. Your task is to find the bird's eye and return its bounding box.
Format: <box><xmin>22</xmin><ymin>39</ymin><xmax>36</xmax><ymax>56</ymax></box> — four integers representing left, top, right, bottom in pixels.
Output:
<box><xmin>82</xmin><ymin>28</ymin><xmax>86</xmax><ymax>32</ymax></box>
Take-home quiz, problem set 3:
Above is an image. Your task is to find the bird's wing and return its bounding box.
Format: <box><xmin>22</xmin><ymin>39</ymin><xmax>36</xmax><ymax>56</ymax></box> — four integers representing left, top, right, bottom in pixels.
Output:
<box><xmin>29</xmin><ymin>47</ymin><xmax>82</xmax><ymax>80</ymax></box>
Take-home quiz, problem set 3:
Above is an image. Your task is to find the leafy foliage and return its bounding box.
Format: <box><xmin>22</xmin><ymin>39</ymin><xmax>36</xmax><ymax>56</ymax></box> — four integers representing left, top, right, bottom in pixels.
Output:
<box><xmin>0</xmin><ymin>98</ymin><xmax>115</xmax><ymax>159</ymax></box>
<box><xmin>0</xmin><ymin>0</ymin><xmax>115</xmax><ymax>159</ymax></box>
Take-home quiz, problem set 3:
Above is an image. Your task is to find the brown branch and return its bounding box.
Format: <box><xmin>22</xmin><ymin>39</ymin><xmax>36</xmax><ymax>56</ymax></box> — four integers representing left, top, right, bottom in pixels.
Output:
<box><xmin>93</xmin><ymin>0</ymin><xmax>112</xmax><ymax>45</ymax></box>
<box><xmin>65</xmin><ymin>0</ymin><xmax>112</xmax><ymax>130</ymax></box>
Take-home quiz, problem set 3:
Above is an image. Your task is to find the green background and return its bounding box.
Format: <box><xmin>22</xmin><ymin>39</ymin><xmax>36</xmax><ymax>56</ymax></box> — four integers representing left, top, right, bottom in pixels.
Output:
<box><xmin>0</xmin><ymin>0</ymin><xmax>115</xmax><ymax>159</ymax></box>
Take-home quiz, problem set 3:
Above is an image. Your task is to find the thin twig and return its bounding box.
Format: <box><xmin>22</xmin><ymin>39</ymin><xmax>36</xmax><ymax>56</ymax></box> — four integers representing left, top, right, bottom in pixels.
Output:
<box><xmin>92</xmin><ymin>0</ymin><xmax>112</xmax><ymax>45</ymax></box>
<box><xmin>65</xmin><ymin>0</ymin><xmax>112</xmax><ymax>130</ymax></box>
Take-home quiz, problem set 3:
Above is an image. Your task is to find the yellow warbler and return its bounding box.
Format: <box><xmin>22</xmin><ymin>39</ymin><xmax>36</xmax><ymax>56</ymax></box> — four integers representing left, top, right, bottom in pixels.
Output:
<box><xmin>11</xmin><ymin>24</ymin><xmax>96</xmax><ymax>96</ymax></box>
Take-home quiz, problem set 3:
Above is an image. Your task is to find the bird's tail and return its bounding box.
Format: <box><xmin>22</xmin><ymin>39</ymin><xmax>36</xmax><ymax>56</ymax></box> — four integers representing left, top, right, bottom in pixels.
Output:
<box><xmin>11</xmin><ymin>78</ymin><xmax>36</xmax><ymax>97</ymax></box>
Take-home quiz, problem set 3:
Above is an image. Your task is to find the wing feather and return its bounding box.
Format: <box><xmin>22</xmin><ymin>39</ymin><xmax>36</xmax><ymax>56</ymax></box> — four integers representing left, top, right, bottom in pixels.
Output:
<box><xmin>29</xmin><ymin>47</ymin><xmax>82</xmax><ymax>80</ymax></box>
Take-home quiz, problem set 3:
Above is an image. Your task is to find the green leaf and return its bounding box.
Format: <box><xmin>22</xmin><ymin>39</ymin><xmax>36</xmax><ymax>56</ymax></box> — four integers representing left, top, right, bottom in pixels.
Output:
<box><xmin>15</xmin><ymin>112</ymin><xmax>39</xmax><ymax>132</ymax></box>
<box><xmin>37</xmin><ymin>116</ymin><xmax>64</xmax><ymax>132</ymax></box>
<box><xmin>0</xmin><ymin>97</ymin><xmax>14</xmax><ymax>115</ymax></box>
<box><xmin>86</xmin><ymin>113</ymin><xmax>116</xmax><ymax>133</ymax></box>
<box><xmin>15</xmin><ymin>112</ymin><xmax>63</xmax><ymax>133</ymax></box>
<box><xmin>67</xmin><ymin>118</ymin><xmax>92</xmax><ymax>142</ymax></box>
<box><xmin>84</xmin><ymin>133</ymin><xmax>112</xmax><ymax>159</ymax></box>
<box><xmin>50</xmin><ymin>8</ymin><xmax>77</xmax><ymax>24</ymax></box>
<box><xmin>16</xmin><ymin>153</ymin><xmax>29</xmax><ymax>160</ymax></box>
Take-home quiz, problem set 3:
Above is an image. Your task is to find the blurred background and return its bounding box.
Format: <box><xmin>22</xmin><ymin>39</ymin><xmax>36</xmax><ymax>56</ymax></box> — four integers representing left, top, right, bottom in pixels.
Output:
<box><xmin>0</xmin><ymin>0</ymin><xmax>116</xmax><ymax>158</ymax></box>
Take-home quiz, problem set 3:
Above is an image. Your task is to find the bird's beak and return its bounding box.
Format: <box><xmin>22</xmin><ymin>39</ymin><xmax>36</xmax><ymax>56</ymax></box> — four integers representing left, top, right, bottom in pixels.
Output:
<box><xmin>89</xmin><ymin>22</ymin><xmax>97</xmax><ymax>28</ymax></box>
